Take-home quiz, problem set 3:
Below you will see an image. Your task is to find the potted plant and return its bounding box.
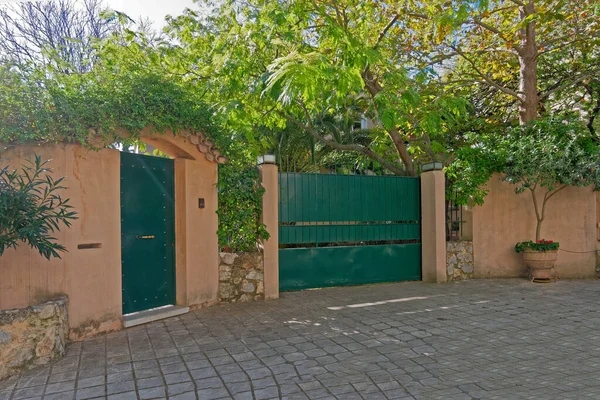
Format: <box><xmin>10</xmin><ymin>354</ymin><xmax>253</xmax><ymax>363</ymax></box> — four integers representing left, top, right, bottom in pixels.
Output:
<box><xmin>501</xmin><ymin>118</ymin><xmax>600</xmax><ymax>281</ymax></box>
<box><xmin>514</xmin><ymin>240</ymin><xmax>560</xmax><ymax>280</ymax></box>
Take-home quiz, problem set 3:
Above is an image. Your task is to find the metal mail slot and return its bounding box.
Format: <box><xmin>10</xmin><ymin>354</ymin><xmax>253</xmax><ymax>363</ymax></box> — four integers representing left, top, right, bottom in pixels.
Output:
<box><xmin>136</xmin><ymin>235</ymin><xmax>155</xmax><ymax>240</ymax></box>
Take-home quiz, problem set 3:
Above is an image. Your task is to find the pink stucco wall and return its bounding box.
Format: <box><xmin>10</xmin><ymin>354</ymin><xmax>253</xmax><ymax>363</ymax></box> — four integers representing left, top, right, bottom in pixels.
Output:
<box><xmin>472</xmin><ymin>175</ymin><xmax>598</xmax><ymax>279</ymax></box>
<box><xmin>0</xmin><ymin>145</ymin><xmax>123</xmax><ymax>337</ymax></box>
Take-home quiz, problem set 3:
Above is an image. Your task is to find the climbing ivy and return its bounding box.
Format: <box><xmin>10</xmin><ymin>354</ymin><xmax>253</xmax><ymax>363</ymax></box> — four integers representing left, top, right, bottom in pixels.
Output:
<box><xmin>217</xmin><ymin>165</ymin><xmax>270</xmax><ymax>253</ymax></box>
<box><xmin>0</xmin><ymin>64</ymin><xmax>222</xmax><ymax>149</ymax></box>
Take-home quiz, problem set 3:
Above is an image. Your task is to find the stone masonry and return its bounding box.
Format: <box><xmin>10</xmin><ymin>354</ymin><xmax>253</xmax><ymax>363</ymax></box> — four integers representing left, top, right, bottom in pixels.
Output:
<box><xmin>447</xmin><ymin>240</ymin><xmax>474</xmax><ymax>281</ymax></box>
<box><xmin>219</xmin><ymin>252</ymin><xmax>264</xmax><ymax>302</ymax></box>
<box><xmin>0</xmin><ymin>297</ymin><xmax>68</xmax><ymax>380</ymax></box>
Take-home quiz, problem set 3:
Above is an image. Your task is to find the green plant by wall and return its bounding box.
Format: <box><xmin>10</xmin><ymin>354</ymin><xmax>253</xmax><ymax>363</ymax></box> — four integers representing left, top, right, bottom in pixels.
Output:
<box><xmin>217</xmin><ymin>165</ymin><xmax>269</xmax><ymax>253</ymax></box>
<box><xmin>448</xmin><ymin>116</ymin><xmax>600</xmax><ymax>240</ymax></box>
<box><xmin>0</xmin><ymin>154</ymin><xmax>77</xmax><ymax>259</ymax></box>
<box><xmin>515</xmin><ymin>240</ymin><xmax>560</xmax><ymax>253</ymax></box>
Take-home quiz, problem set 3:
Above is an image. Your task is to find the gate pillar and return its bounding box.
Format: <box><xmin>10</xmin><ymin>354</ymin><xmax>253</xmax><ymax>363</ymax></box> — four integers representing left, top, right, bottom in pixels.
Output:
<box><xmin>421</xmin><ymin>165</ymin><xmax>447</xmax><ymax>283</ymax></box>
<box><xmin>259</xmin><ymin>156</ymin><xmax>279</xmax><ymax>299</ymax></box>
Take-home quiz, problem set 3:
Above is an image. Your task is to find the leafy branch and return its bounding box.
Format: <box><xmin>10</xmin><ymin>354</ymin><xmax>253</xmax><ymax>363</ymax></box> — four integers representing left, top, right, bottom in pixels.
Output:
<box><xmin>0</xmin><ymin>154</ymin><xmax>78</xmax><ymax>259</ymax></box>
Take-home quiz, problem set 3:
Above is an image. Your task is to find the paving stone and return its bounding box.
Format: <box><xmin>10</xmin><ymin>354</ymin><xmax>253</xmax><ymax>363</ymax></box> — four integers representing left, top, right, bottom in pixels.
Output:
<box><xmin>76</xmin><ymin>376</ymin><xmax>104</xmax><ymax>390</ymax></box>
<box><xmin>164</xmin><ymin>372</ymin><xmax>191</xmax><ymax>385</ymax></box>
<box><xmin>76</xmin><ymin>368</ymin><xmax>104</xmax><ymax>380</ymax></box>
<box><xmin>43</xmin><ymin>380</ymin><xmax>75</xmax><ymax>394</ymax></box>
<box><xmin>13</xmin><ymin>280</ymin><xmax>600</xmax><ymax>399</ymax></box>
<box><xmin>75</xmin><ymin>385</ymin><xmax>106</xmax><ymax>399</ymax></box>
<box><xmin>196</xmin><ymin>377</ymin><xmax>223</xmax><ymax>390</ymax></box>
<box><xmin>233</xmin><ymin>392</ymin><xmax>253</xmax><ymax>400</ymax></box>
<box><xmin>107</xmin><ymin>370</ymin><xmax>133</xmax><ymax>383</ymax></box>
<box><xmin>17</xmin><ymin>375</ymin><xmax>48</xmax><ymax>389</ymax></box>
<box><xmin>196</xmin><ymin>387</ymin><xmax>230</xmax><ymax>398</ymax></box>
<box><xmin>138</xmin><ymin>386</ymin><xmax>166</xmax><ymax>399</ymax></box>
<box><xmin>137</xmin><ymin>376</ymin><xmax>164</xmax><ymax>389</ymax></box>
<box><xmin>106</xmin><ymin>380</ymin><xmax>135</xmax><ymax>395</ymax></box>
<box><xmin>47</xmin><ymin>371</ymin><xmax>77</xmax><ymax>384</ymax></box>
<box><xmin>12</xmin><ymin>386</ymin><xmax>45</xmax><ymax>400</ymax></box>
<box><xmin>107</xmin><ymin>391</ymin><xmax>137</xmax><ymax>400</ymax></box>
<box><xmin>167</xmin><ymin>382</ymin><xmax>196</xmax><ymax>396</ymax></box>
<box><xmin>226</xmin><ymin>381</ymin><xmax>252</xmax><ymax>394</ymax></box>
<box><xmin>255</xmin><ymin>386</ymin><xmax>280</xmax><ymax>399</ymax></box>
<box><xmin>160</xmin><ymin>362</ymin><xmax>187</xmax><ymax>374</ymax></box>
<box><xmin>221</xmin><ymin>372</ymin><xmax>248</xmax><ymax>383</ymax></box>
<box><xmin>43</xmin><ymin>391</ymin><xmax>74</xmax><ymax>400</ymax></box>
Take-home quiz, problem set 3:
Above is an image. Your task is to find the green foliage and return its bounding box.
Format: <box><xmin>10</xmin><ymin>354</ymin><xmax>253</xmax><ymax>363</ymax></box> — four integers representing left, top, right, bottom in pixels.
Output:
<box><xmin>0</xmin><ymin>57</ymin><xmax>222</xmax><ymax>151</ymax></box>
<box><xmin>0</xmin><ymin>155</ymin><xmax>77</xmax><ymax>259</ymax></box>
<box><xmin>515</xmin><ymin>240</ymin><xmax>559</xmax><ymax>253</ymax></box>
<box><xmin>217</xmin><ymin>165</ymin><xmax>269</xmax><ymax>252</ymax></box>
<box><xmin>448</xmin><ymin>117</ymin><xmax>600</xmax><ymax>205</ymax></box>
<box><xmin>449</xmin><ymin>116</ymin><xmax>600</xmax><ymax>240</ymax></box>
<box><xmin>502</xmin><ymin>118</ymin><xmax>600</xmax><ymax>193</ymax></box>
<box><xmin>163</xmin><ymin>0</ymin><xmax>468</xmax><ymax>174</ymax></box>
<box><xmin>445</xmin><ymin>126</ymin><xmax>507</xmax><ymax>206</ymax></box>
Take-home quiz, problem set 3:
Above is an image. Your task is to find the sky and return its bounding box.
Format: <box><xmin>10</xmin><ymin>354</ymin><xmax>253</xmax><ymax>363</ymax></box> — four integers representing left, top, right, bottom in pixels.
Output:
<box><xmin>104</xmin><ymin>0</ymin><xmax>198</xmax><ymax>28</ymax></box>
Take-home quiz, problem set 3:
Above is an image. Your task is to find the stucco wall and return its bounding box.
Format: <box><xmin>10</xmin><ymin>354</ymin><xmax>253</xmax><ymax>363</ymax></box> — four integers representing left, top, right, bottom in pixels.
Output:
<box><xmin>472</xmin><ymin>175</ymin><xmax>597</xmax><ymax>279</ymax></box>
<box><xmin>174</xmin><ymin>157</ymin><xmax>219</xmax><ymax>308</ymax></box>
<box><xmin>0</xmin><ymin>144</ymin><xmax>122</xmax><ymax>338</ymax></box>
<box><xmin>1</xmin><ymin>139</ymin><xmax>220</xmax><ymax>338</ymax></box>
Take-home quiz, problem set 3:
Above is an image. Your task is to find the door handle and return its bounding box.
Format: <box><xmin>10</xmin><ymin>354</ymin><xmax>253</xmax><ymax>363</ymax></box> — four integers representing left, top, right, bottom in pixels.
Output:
<box><xmin>136</xmin><ymin>235</ymin><xmax>155</xmax><ymax>240</ymax></box>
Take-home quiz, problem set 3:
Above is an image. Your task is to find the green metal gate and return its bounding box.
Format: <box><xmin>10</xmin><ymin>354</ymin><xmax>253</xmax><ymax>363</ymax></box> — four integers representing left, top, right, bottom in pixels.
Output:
<box><xmin>121</xmin><ymin>152</ymin><xmax>176</xmax><ymax>314</ymax></box>
<box><xmin>279</xmin><ymin>172</ymin><xmax>421</xmax><ymax>291</ymax></box>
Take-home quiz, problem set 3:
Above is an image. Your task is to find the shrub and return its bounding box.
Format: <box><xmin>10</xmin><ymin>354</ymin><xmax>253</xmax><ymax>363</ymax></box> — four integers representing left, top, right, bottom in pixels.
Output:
<box><xmin>0</xmin><ymin>154</ymin><xmax>77</xmax><ymax>259</ymax></box>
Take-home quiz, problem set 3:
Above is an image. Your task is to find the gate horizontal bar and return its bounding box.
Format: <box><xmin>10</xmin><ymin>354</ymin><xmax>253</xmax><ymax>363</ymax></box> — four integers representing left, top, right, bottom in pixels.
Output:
<box><xmin>279</xmin><ymin>223</ymin><xmax>420</xmax><ymax>245</ymax></box>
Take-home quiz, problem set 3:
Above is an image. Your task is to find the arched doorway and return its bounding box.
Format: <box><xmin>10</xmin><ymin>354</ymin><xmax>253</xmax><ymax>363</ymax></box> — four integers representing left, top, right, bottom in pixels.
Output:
<box><xmin>119</xmin><ymin>128</ymin><xmax>227</xmax><ymax>324</ymax></box>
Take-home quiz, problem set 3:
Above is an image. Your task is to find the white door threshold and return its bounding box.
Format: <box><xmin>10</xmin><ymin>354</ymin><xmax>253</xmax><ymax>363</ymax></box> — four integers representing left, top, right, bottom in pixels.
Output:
<box><xmin>123</xmin><ymin>305</ymin><xmax>189</xmax><ymax>328</ymax></box>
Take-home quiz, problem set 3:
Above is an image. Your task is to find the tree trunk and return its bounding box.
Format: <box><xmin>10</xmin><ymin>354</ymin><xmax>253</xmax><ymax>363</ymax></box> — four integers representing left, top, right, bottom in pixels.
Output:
<box><xmin>518</xmin><ymin>1</ymin><xmax>539</xmax><ymax>124</ymax></box>
<box><xmin>362</xmin><ymin>68</ymin><xmax>415</xmax><ymax>175</ymax></box>
<box><xmin>389</xmin><ymin>128</ymin><xmax>415</xmax><ymax>176</ymax></box>
<box><xmin>535</xmin><ymin>218</ymin><xmax>543</xmax><ymax>241</ymax></box>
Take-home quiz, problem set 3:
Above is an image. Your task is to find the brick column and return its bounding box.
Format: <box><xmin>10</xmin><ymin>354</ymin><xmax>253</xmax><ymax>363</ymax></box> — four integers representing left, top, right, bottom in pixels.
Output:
<box><xmin>258</xmin><ymin>156</ymin><xmax>279</xmax><ymax>299</ymax></box>
<box><xmin>421</xmin><ymin>166</ymin><xmax>447</xmax><ymax>283</ymax></box>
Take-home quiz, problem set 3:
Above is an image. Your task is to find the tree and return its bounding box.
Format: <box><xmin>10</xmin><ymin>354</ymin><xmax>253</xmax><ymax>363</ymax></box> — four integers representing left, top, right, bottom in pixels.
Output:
<box><xmin>0</xmin><ymin>155</ymin><xmax>77</xmax><ymax>259</ymax></box>
<box><xmin>162</xmin><ymin>0</ymin><xmax>467</xmax><ymax>175</ymax></box>
<box><xmin>0</xmin><ymin>0</ymin><xmax>120</xmax><ymax>72</ymax></box>
<box><xmin>401</xmin><ymin>0</ymin><xmax>600</xmax><ymax>125</ymax></box>
<box><xmin>448</xmin><ymin>117</ymin><xmax>600</xmax><ymax>239</ymax></box>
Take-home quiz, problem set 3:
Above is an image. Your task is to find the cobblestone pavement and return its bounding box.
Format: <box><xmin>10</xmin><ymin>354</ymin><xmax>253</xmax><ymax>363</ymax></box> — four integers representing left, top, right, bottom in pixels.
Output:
<box><xmin>2</xmin><ymin>279</ymin><xmax>600</xmax><ymax>400</ymax></box>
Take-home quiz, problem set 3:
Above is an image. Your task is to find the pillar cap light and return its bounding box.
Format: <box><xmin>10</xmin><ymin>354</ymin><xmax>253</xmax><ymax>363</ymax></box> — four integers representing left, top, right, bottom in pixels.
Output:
<box><xmin>421</xmin><ymin>162</ymin><xmax>443</xmax><ymax>172</ymax></box>
<box><xmin>258</xmin><ymin>154</ymin><xmax>277</xmax><ymax>165</ymax></box>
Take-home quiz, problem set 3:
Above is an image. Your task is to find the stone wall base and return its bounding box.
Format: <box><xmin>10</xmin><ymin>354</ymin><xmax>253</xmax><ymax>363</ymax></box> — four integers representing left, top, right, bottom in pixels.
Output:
<box><xmin>219</xmin><ymin>252</ymin><xmax>264</xmax><ymax>302</ymax></box>
<box><xmin>447</xmin><ymin>241</ymin><xmax>474</xmax><ymax>281</ymax></box>
<box><xmin>0</xmin><ymin>297</ymin><xmax>68</xmax><ymax>380</ymax></box>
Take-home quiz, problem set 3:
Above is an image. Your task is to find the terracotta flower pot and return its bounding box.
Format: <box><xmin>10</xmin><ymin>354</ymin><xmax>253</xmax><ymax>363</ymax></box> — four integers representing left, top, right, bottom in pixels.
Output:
<box><xmin>521</xmin><ymin>249</ymin><xmax>558</xmax><ymax>280</ymax></box>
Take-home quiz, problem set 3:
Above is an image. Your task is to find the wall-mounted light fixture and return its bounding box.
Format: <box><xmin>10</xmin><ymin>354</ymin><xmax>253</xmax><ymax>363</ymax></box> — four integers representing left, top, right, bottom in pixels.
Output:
<box><xmin>421</xmin><ymin>162</ymin><xmax>444</xmax><ymax>172</ymax></box>
<box><xmin>257</xmin><ymin>154</ymin><xmax>277</xmax><ymax>165</ymax></box>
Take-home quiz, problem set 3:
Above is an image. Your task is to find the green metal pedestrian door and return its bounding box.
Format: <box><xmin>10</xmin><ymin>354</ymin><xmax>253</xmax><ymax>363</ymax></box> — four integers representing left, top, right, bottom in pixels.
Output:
<box><xmin>120</xmin><ymin>152</ymin><xmax>175</xmax><ymax>315</ymax></box>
